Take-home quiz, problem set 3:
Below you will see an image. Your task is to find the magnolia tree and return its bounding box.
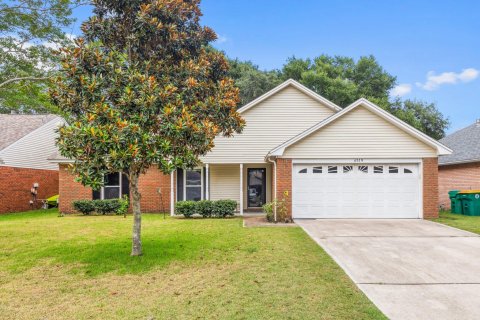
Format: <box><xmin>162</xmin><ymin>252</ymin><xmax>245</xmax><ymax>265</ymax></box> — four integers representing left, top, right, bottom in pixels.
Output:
<box><xmin>50</xmin><ymin>0</ymin><xmax>244</xmax><ymax>256</ymax></box>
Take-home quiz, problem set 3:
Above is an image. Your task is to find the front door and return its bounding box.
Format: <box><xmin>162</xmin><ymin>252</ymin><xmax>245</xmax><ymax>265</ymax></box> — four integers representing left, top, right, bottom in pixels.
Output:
<box><xmin>247</xmin><ymin>168</ymin><xmax>266</xmax><ymax>208</ymax></box>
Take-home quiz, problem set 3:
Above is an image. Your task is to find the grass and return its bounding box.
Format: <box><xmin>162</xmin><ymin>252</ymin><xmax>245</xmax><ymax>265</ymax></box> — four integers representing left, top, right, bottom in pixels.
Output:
<box><xmin>433</xmin><ymin>211</ymin><xmax>480</xmax><ymax>235</ymax></box>
<box><xmin>0</xmin><ymin>209</ymin><xmax>385</xmax><ymax>320</ymax></box>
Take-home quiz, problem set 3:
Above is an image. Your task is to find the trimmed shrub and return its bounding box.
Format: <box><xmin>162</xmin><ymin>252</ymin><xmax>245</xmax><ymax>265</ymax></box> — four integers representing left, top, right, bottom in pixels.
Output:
<box><xmin>196</xmin><ymin>200</ymin><xmax>214</xmax><ymax>218</ymax></box>
<box><xmin>73</xmin><ymin>200</ymin><xmax>95</xmax><ymax>215</ymax></box>
<box><xmin>175</xmin><ymin>201</ymin><xmax>196</xmax><ymax>218</ymax></box>
<box><xmin>93</xmin><ymin>199</ymin><xmax>121</xmax><ymax>215</ymax></box>
<box><xmin>212</xmin><ymin>199</ymin><xmax>237</xmax><ymax>218</ymax></box>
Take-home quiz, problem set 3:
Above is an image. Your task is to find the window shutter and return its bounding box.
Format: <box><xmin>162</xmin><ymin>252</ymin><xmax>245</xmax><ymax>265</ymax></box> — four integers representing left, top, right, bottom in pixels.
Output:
<box><xmin>92</xmin><ymin>189</ymin><xmax>101</xmax><ymax>200</ymax></box>
<box><xmin>176</xmin><ymin>169</ymin><xmax>184</xmax><ymax>201</ymax></box>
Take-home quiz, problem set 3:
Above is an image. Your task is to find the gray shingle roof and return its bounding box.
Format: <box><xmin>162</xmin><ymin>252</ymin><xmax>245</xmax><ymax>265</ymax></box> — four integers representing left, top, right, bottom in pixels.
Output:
<box><xmin>0</xmin><ymin>114</ymin><xmax>58</xmax><ymax>151</ymax></box>
<box><xmin>439</xmin><ymin>121</ymin><xmax>480</xmax><ymax>165</ymax></box>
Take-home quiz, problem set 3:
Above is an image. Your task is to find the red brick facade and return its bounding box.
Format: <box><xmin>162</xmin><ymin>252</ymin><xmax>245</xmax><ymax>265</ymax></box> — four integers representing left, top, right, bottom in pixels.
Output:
<box><xmin>438</xmin><ymin>162</ymin><xmax>480</xmax><ymax>209</ymax></box>
<box><xmin>138</xmin><ymin>167</ymin><xmax>171</xmax><ymax>213</ymax></box>
<box><xmin>275</xmin><ymin>158</ymin><xmax>292</xmax><ymax>218</ymax></box>
<box><xmin>0</xmin><ymin>166</ymin><xmax>58</xmax><ymax>214</ymax></box>
<box><xmin>59</xmin><ymin>164</ymin><xmax>93</xmax><ymax>214</ymax></box>
<box><xmin>422</xmin><ymin>157</ymin><xmax>439</xmax><ymax>219</ymax></box>
<box><xmin>59</xmin><ymin>164</ymin><xmax>171</xmax><ymax>214</ymax></box>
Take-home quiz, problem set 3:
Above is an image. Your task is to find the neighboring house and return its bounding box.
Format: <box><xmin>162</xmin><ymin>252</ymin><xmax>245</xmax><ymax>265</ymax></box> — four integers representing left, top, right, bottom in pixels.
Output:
<box><xmin>438</xmin><ymin>120</ymin><xmax>480</xmax><ymax>209</ymax></box>
<box><xmin>0</xmin><ymin>114</ymin><xmax>64</xmax><ymax>214</ymax></box>
<box><xmin>52</xmin><ymin>80</ymin><xmax>451</xmax><ymax>218</ymax></box>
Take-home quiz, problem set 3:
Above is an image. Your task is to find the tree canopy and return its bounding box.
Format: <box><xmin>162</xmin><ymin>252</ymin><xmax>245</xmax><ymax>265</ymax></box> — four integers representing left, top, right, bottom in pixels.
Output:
<box><xmin>0</xmin><ymin>0</ymin><xmax>83</xmax><ymax>113</ymax></box>
<box><xmin>51</xmin><ymin>0</ymin><xmax>244</xmax><ymax>256</ymax></box>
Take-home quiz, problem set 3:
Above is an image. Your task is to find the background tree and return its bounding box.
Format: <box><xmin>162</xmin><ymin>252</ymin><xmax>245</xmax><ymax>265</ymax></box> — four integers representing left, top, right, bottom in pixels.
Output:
<box><xmin>50</xmin><ymin>0</ymin><xmax>244</xmax><ymax>256</ymax></box>
<box><xmin>228</xmin><ymin>59</ymin><xmax>281</xmax><ymax>105</ymax></box>
<box><xmin>0</xmin><ymin>0</ymin><xmax>84</xmax><ymax>113</ymax></box>
<box><xmin>387</xmin><ymin>98</ymin><xmax>449</xmax><ymax>140</ymax></box>
<box><xmin>281</xmin><ymin>55</ymin><xmax>395</xmax><ymax>108</ymax></box>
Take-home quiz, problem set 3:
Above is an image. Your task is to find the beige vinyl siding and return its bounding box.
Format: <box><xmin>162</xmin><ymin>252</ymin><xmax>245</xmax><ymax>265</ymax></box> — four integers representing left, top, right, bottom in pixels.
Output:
<box><xmin>283</xmin><ymin>106</ymin><xmax>437</xmax><ymax>158</ymax></box>
<box><xmin>201</xmin><ymin>85</ymin><xmax>336</xmax><ymax>164</ymax></box>
<box><xmin>209</xmin><ymin>164</ymin><xmax>240</xmax><ymax>204</ymax></box>
<box><xmin>0</xmin><ymin>117</ymin><xmax>64</xmax><ymax>170</ymax></box>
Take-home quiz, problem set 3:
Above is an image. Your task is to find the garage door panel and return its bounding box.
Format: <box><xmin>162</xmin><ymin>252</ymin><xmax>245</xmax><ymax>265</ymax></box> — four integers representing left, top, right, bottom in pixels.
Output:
<box><xmin>293</xmin><ymin>163</ymin><xmax>420</xmax><ymax>219</ymax></box>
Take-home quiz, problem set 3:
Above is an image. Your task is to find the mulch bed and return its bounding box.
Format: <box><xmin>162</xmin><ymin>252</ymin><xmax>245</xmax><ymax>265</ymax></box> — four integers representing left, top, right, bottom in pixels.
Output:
<box><xmin>243</xmin><ymin>216</ymin><xmax>297</xmax><ymax>228</ymax></box>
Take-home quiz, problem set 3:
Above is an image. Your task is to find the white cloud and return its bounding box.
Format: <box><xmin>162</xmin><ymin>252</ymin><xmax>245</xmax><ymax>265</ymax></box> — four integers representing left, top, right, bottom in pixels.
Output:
<box><xmin>391</xmin><ymin>83</ymin><xmax>412</xmax><ymax>97</ymax></box>
<box><xmin>215</xmin><ymin>34</ymin><xmax>228</xmax><ymax>44</ymax></box>
<box><xmin>416</xmin><ymin>68</ymin><xmax>479</xmax><ymax>91</ymax></box>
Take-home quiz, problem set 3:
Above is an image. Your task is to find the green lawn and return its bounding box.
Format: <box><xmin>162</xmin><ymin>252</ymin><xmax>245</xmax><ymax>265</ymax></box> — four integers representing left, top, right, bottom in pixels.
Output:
<box><xmin>0</xmin><ymin>209</ymin><xmax>385</xmax><ymax>320</ymax></box>
<box><xmin>433</xmin><ymin>211</ymin><xmax>480</xmax><ymax>235</ymax></box>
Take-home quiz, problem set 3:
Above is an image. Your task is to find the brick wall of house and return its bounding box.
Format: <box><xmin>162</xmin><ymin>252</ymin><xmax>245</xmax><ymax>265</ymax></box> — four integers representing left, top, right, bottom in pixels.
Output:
<box><xmin>438</xmin><ymin>162</ymin><xmax>480</xmax><ymax>209</ymax></box>
<box><xmin>59</xmin><ymin>164</ymin><xmax>171</xmax><ymax>214</ymax></box>
<box><xmin>59</xmin><ymin>164</ymin><xmax>92</xmax><ymax>214</ymax></box>
<box><xmin>423</xmin><ymin>157</ymin><xmax>439</xmax><ymax>219</ymax></box>
<box><xmin>0</xmin><ymin>166</ymin><xmax>59</xmax><ymax>214</ymax></box>
<box><xmin>138</xmin><ymin>167</ymin><xmax>171</xmax><ymax>213</ymax></box>
<box><xmin>275</xmin><ymin>158</ymin><xmax>292</xmax><ymax>219</ymax></box>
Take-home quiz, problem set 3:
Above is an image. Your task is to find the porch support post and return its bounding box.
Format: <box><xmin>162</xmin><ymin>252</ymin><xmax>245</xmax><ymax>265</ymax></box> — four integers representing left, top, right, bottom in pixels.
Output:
<box><xmin>170</xmin><ymin>171</ymin><xmax>174</xmax><ymax>216</ymax></box>
<box><xmin>239</xmin><ymin>163</ymin><xmax>244</xmax><ymax>215</ymax></box>
<box><xmin>205</xmin><ymin>163</ymin><xmax>209</xmax><ymax>200</ymax></box>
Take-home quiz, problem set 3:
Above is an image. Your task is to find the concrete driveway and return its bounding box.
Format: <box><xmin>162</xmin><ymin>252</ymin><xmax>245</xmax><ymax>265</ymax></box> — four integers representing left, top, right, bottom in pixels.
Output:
<box><xmin>296</xmin><ymin>219</ymin><xmax>480</xmax><ymax>320</ymax></box>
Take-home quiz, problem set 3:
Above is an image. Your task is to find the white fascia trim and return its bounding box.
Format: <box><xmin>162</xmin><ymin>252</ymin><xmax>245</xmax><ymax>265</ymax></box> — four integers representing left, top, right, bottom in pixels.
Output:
<box><xmin>0</xmin><ymin>116</ymin><xmax>64</xmax><ymax>156</ymax></box>
<box><xmin>237</xmin><ymin>79</ymin><xmax>342</xmax><ymax>114</ymax></box>
<box><xmin>268</xmin><ymin>98</ymin><xmax>453</xmax><ymax>157</ymax></box>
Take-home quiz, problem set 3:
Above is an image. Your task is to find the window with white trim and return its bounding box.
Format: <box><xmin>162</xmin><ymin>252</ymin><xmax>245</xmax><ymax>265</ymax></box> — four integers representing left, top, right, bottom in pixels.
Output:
<box><xmin>358</xmin><ymin>165</ymin><xmax>368</xmax><ymax>173</ymax></box>
<box><xmin>298</xmin><ymin>168</ymin><xmax>308</xmax><ymax>174</ymax></box>
<box><xmin>184</xmin><ymin>168</ymin><xmax>203</xmax><ymax>201</ymax></box>
<box><xmin>313</xmin><ymin>166</ymin><xmax>322</xmax><ymax>173</ymax></box>
<box><xmin>389</xmin><ymin>166</ymin><xmax>399</xmax><ymax>174</ymax></box>
<box><xmin>343</xmin><ymin>165</ymin><xmax>353</xmax><ymax>173</ymax></box>
<box><xmin>374</xmin><ymin>165</ymin><xmax>384</xmax><ymax>174</ymax></box>
<box><xmin>93</xmin><ymin>172</ymin><xmax>129</xmax><ymax>200</ymax></box>
<box><xmin>328</xmin><ymin>166</ymin><xmax>338</xmax><ymax>173</ymax></box>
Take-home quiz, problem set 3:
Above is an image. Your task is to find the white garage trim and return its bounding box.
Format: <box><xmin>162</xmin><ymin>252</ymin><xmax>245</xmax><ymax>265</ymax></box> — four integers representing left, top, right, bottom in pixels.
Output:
<box><xmin>292</xmin><ymin>160</ymin><xmax>423</xmax><ymax>219</ymax></box>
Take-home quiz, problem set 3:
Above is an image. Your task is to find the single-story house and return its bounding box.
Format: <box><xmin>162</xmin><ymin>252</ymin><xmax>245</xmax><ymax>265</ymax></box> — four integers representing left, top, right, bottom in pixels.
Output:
<box><xmin>438</xmin><ymin>120</ymin><xmax>480</xmax><ymax>209</ymax></box>
<box><xmin>0</xmin><ymin>114</ymin><xmax>64</xmax><ymax>213</ymax></box>
<box><xmin>52</xmin><ymin>79</ymin><xmax>451</xmax><ymax>218</ymax></box>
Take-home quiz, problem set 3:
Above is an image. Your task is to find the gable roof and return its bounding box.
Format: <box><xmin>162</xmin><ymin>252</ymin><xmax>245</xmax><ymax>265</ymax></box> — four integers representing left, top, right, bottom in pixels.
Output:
<box><xmin>268</xmin><ymin>98</ymin><xmax>452</xmax><ymax>157</ymax></box>
<box><xmin>237</xmin><ymin>79</ymin><xmax>342</xmax><ymax>114</ymax></box>
<box><xmin>0</xmin><ymin>114</ymin><xmax>58</xmax><ymax>151</ymax></box>
<box><xmin>439</xmin><ymin>121</ymin><xmax>480</xmax><ymax>165</ymax></box>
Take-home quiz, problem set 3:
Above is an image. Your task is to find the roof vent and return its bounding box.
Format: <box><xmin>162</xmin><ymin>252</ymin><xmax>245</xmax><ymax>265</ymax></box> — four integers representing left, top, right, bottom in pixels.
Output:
<box><xmin>477</xmin><ymin>119</ymin><xmax>480</xmax><ymax>126</ymax></box>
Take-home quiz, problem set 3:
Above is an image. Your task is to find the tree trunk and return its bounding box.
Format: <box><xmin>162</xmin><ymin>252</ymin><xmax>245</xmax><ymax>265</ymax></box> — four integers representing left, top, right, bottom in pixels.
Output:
<box><xmin>130</xmin><ymin>171</ymin><xmax>142</xmax><ymax>256</ymax></box>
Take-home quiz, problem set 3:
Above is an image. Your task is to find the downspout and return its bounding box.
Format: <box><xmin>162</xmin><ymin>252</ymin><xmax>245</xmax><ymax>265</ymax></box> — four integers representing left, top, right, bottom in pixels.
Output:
<box><xmin>266</xmin><ymin>155</ymin><xmax>277</xmax><ymax>222</ymax></box>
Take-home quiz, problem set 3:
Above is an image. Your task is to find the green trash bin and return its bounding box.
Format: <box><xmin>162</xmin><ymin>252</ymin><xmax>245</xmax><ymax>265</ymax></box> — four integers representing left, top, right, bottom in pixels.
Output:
<box><xmin>449</xmin><ymin>190</ymin><xmax>461</xmax><ymax>214</ymax></box>
<box><xmin>457</xmin><ymin>191</ymin><xmax>480</xmax><ymax>216</ymax></box>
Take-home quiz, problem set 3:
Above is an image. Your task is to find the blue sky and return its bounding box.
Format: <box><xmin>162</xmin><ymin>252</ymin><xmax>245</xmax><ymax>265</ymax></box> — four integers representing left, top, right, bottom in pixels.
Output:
<box><xmin>71</xmin><ymin>1</ymin><xmax>480</xmax><ymax>133</ymax></box>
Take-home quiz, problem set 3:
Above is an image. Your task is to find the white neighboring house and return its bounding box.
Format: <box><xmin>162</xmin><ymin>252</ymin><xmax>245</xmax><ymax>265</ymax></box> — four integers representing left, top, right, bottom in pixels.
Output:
<box><xmin>0</xmin><ymin>114</ymin><xmax>64</xmax><ymax>213</ymax></box>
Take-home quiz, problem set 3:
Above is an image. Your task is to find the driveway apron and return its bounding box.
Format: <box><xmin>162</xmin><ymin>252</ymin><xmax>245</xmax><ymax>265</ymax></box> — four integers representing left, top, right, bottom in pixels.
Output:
<box><xmin>296</xmin><ymin>219</ymin><xmax>480</xmax><ymax>320</ymax></box>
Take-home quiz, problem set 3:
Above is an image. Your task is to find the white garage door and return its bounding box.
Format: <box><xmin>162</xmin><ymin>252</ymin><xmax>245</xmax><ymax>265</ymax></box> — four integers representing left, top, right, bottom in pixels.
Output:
<box><xmin>292</xmin><ymin>163</ymin><xmax>421</xmax><ymax>219</ymax></box>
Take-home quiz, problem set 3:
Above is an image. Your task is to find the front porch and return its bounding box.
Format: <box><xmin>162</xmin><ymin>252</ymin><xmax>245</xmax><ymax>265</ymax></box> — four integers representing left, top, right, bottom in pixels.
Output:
<box><xmin>172</xmin><ymin>163</ymin><xmax>273</xmax><ymax>215</ymax></box>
